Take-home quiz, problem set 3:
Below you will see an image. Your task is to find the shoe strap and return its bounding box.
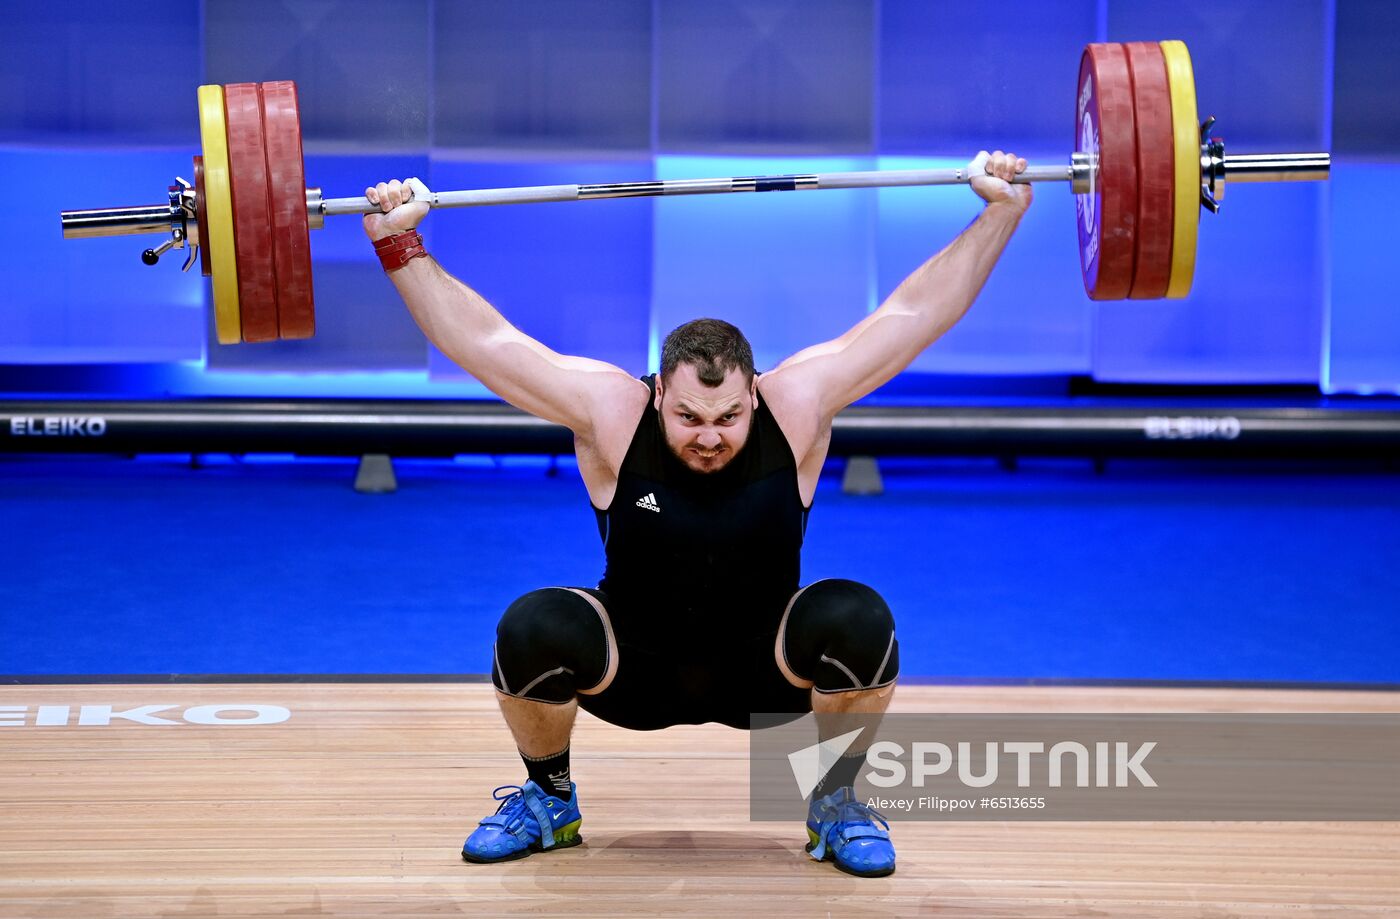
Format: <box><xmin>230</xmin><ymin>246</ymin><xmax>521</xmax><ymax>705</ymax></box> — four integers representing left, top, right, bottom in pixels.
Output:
<box><xmin>839</xmin><ymin>825</ymin><xmax>889</xmax><ymax>841</ymax></box>
<box><xmin>808</xmin><ymin>798</ymin><xmax>891</xmax><ymax>861</ymax></box>
<box><xmin>476</xmin><ymin>787</ymin><xmax>562</xmax><ymax>848</ymax></box>
<box><xmin>522</xmin><ymin>793</ymin><xmax>559</xmax><ymax>849</ymax></box>
<box><xmin>809</xmin><ymin>822</ymin><xmax>834</xmax><ymax>861</ymax></box>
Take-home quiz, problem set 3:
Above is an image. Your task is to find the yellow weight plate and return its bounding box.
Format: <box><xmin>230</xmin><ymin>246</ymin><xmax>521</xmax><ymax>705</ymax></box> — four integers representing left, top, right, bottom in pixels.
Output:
<box><xmin>197</xmin><ymin>84</ymin><xmax>242</xmax><ymax>344</ymax></box>
<box><xmin>1159</xmin><ymin>40</ymin><xmax>1198</xmax><ymax>299</ymax></box>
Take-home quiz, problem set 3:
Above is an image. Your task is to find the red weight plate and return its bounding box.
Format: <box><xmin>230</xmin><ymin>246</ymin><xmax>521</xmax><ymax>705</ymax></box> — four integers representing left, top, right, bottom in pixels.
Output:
<box><xmin>259</xmin><ymin>80</ymin><xmax>315</xmax><ymax>340</ymax></box>
<box><xmin>193</xmin><ymin>155</ymin><xmax>212</xmax><ymax>278</ymax></box>
<box><xmin>1075</xmin><ymin>43</ymin><xmax>1138</xmax><ymax>300</ymax></box>
<box><xmin>223</xmin><ymin>82</ymin><xmax>280</xmax><ymax>343</ymax></box>
<box><xmin>1124</xmin><ymin>41</ymin><xmax>1175</xmax><ymax>300</ymax></box>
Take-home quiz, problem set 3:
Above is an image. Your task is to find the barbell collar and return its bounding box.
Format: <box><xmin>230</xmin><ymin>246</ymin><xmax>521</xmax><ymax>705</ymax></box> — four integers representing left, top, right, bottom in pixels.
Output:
<box><xmin>305</xmin><ymin>187</ymin><xmax>324</xmax><ymax>230</ymax></box>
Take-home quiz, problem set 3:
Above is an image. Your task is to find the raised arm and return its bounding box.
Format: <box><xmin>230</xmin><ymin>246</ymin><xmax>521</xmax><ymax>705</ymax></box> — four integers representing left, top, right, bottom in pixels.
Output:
<box><xmin>764</xmin><ymin>151</ymin><xmax>1031</xmax><ymax>422</ymax></box>
<box><xmin>363</xmin><ymin>179</ymin><xmax>641</xmax><ymax>437</ymax></box>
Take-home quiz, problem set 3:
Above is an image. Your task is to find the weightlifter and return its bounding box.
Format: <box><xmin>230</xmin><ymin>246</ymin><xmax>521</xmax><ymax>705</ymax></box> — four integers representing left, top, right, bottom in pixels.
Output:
<box><xmin>363</xmin><ymin>150</ymin><xmax>1030</xmax><ymax>878</ymax></box>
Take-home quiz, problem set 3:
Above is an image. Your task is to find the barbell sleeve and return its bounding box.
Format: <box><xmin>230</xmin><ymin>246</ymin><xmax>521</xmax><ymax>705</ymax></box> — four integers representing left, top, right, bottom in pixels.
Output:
<box><xmin>1220</xmin><ymin>152</ymin><xmax>1331</xmax><ymax>184</ymax></box>
<box><xmin>61</xmin><ymin>203</ymin><xmax>178</xmax><ymax>240</ymax></box>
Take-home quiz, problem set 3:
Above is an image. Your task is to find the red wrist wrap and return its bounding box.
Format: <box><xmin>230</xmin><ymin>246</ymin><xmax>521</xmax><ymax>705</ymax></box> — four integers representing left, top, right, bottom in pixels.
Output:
<box><xmin>374</xmin><ymin>230</ymin><xmax>428</xmax><ymax>273</ymax></box>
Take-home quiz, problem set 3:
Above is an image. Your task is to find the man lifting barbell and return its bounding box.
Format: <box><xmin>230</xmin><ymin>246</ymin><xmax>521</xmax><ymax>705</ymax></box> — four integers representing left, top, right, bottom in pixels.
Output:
<box><xmin>51</xmin><ymin>36</ymin><xmax>1333</xmax><ymax>875</ymax></box>
<box><xmin>362</xmin><ymin>151</ymin><xmax>1031</xmax><ymax>878</ymax></box>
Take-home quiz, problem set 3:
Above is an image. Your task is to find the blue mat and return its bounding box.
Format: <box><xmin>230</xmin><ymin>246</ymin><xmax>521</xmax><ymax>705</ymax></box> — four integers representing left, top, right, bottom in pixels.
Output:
<box><xmin>2</xmin><ymin>454</ymin><xmax>1397</xmax><ymax>683</ymax></box>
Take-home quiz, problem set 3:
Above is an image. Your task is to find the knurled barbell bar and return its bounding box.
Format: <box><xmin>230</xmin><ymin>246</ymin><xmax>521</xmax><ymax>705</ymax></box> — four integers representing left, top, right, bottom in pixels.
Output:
<box><xmin>59</xmin><ymin>40</ymin><xmax>1330</xmax><ymax>346</ymax></box>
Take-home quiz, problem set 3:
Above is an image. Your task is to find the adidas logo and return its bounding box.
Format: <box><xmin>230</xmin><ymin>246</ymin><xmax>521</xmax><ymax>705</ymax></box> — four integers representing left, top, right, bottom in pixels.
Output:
<box><xmin>635</xmin><ymin>493</ymin><xmax>661</xmax><ymax>513</ymax></box>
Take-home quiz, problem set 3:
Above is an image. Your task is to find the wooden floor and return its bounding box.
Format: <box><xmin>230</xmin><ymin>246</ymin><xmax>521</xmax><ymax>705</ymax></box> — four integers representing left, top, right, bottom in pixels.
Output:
<box><xmin>2</xmin><ymin>682</ymin><xmax>1398</xmax><ymax>918</ymax></box>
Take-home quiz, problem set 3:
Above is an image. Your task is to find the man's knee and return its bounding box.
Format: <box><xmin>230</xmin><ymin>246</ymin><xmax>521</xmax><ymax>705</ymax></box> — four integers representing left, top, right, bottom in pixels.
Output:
<box><xmin>493</xmin><ymin>588</ymin><xmax>609</xmax><ymax>703</ymax></box>
<box><xmin>782</xmin><ymin>579</ymin><xmax>899</xmax><ymax>693</ymax></box>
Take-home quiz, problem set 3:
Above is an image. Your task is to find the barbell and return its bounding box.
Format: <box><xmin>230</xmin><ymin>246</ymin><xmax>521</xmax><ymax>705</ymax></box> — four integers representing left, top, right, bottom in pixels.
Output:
<box><xmin>60</xmin><ymin>39</ymin><xmax>1329</xmax><ymax>346</ymax></box>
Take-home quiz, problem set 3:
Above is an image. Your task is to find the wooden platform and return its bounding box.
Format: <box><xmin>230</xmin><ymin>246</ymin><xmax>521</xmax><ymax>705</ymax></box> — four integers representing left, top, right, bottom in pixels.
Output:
<box><xmin>2</xmin><ymin>682</ymin><xmax>1398</xmax><ymax>917</ymax></box>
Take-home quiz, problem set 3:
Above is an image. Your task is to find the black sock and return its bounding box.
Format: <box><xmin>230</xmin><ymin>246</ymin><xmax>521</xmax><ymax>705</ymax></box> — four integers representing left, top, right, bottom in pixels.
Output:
<box><xmin>813</xmin><ymin>750</ymin><xmax>866</xmax><ymax>801</ymax></box>
<box><xmin>521</xmin><ymin>747</ymin><xmax>572</xmax><ymax>799</ymax></box>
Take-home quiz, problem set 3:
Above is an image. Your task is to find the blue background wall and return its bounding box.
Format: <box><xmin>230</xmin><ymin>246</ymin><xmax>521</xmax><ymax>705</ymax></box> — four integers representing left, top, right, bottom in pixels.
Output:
<box><xmin>2</xmin><ymin>0</ymin><xmax>1397</xmax><ymax>394</ymax></box>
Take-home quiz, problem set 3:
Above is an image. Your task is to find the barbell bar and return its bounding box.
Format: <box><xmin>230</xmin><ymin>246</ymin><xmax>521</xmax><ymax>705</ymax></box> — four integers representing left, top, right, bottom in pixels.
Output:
<box><xmin>59</xmin><ymin>40</ymin><xmax>1331</xmax><ymax>345</ymax></box>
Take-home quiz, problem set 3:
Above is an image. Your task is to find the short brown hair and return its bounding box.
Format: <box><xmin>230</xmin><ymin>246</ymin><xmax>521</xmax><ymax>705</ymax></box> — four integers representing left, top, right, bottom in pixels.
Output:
<box><xmin>660</xmin><ymin>318</ymin><xmax>755</xmax><ymax>386</ymax></box>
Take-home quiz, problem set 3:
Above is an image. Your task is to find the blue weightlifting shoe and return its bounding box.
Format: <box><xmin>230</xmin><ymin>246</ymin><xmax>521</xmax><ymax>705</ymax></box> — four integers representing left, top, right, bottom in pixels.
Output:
<box><xmin>805</xmin><ymin>787</ymin><xmax>895</xmax><ymax>878</ymax></box>
<box><xmin>461</xmin><ymin>780</ymin><xmax>583</xmax><ymax>863</ymax></box>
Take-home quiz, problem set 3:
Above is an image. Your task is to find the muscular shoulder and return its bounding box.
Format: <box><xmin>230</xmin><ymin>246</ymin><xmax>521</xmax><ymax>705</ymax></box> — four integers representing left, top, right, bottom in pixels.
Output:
<box><xmin>574</xmin><ymin>372</ymin><xmax>649</xmax><ymax>493</ymax></box>
<box><xmin>584</xmin><ymin>372</ymin><xmax>650</xmax><ymax>455</ymax></box>
<box><xmin>757</xmin><ymin>367</ymin><xmax>826</xmax><ymax>465</ymax></box>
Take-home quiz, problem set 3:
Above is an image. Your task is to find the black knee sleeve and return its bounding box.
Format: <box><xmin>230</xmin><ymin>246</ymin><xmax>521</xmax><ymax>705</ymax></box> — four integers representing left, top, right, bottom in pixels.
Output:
<box><xmin>491</xmin><ymin>588</ymin><xmax>609</xmax><ymax>703</ymax></box>
<box><xmin>782</xmin><ymin>579</ymin><xmax>899</xmax><ymax>693</ymax></box>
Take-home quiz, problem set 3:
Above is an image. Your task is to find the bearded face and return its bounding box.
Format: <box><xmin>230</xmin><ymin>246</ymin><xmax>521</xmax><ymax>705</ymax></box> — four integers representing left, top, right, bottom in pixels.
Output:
<box><xmin>655</xmin><ymin>362</ymin><xmax>757</xmax><ymax>474</ymax></box>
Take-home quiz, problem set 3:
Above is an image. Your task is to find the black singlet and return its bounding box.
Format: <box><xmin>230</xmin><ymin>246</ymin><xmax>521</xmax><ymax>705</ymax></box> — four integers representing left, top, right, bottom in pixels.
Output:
<box><xmin>593</xmin><ymin>374</ymin><xmax>810</xmax><ymax>645</ymax></box>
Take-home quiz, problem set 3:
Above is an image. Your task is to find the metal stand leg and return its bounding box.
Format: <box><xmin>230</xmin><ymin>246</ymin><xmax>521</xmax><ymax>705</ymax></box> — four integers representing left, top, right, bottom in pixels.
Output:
<box><xmin>354</xmin><ymin>453</ymin><xmax>397</xmax><ymax>494</ymax></box>
<box><xmin>841</xmin><ymin>455</ymin><xmax>884</xmax><ymax>496</ymax></box>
